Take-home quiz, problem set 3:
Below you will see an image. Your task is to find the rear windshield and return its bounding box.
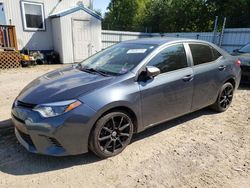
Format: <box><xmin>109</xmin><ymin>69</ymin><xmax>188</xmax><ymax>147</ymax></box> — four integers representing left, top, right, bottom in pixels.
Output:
<box><xmin>239</xmin><ymin>43</ymin><xmax>250</xmax><ymax>53</ymax></box>
<box><xmin>80</xmin><ymin>43</ymin><xmax>157</xmax><ymax>75</ymax></box>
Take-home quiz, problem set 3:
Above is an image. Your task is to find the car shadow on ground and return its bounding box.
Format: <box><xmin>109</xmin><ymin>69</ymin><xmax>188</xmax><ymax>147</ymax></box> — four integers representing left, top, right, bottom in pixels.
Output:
<box><xmin>0</xmin><ymin>108</ymin><xmax>217</xmax><ymax>176</ymax></box>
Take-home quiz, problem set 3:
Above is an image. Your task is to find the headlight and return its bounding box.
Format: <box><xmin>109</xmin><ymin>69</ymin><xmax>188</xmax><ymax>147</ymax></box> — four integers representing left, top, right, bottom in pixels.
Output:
<box><xmin>33</xmin><ymin>100</ymin><xmax>82</xmax><ymax>118</ymax></box>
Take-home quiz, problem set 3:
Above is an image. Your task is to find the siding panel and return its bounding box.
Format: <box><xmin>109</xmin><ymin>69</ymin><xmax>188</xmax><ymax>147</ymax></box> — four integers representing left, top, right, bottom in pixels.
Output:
<box><xmin>53</xmin><ymin>9</ymin><xmax>101</xmax><ymax>64</ymax></box>
<box><xmin>1</xmin><ymin>0</ymin><xmax>90</xmax><ymax>50</ymax></box>
<box><xmin>221</xmin><ymin>28</ymin><xmax>250</xmax><ymax>52</ymax></box>
<box><xmin>101</xmin><ymin>30</ymin><xmax>216</xmax><ymax>49</ymax></box>
<box><xmin>102</xmin><ymin>29</ymin><xmax>250</xmax><ymax>52</ymax></box>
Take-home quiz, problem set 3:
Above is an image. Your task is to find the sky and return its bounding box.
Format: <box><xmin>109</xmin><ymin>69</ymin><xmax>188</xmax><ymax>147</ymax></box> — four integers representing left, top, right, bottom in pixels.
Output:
<box><xmin>93</xmin><ymin>0</ymin><xmax>110</xmax><ymax>15</ymax></box>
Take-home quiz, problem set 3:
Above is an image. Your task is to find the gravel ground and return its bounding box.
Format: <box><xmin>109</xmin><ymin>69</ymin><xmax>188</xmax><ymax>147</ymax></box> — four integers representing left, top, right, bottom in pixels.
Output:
<box><xmin>0</xmin><ymin>65</ymin><xmax>249</xmax><ymax>188</ymax></box>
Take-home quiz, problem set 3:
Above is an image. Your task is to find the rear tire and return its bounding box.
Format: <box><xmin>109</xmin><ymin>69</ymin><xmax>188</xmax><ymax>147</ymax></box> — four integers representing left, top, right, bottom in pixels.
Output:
<box><xmin>211</xmin><ymin>82</ymin><xmax>234</xmax><ymax>112</ymax></box>
<box><xmin>89</xmin><ymin>111</ymin><xmax>134</xmax><ymax>159</ymax></box>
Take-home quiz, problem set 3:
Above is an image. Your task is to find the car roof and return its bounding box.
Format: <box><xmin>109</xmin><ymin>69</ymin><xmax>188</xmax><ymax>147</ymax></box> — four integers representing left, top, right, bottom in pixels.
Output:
<box><xmin>122</xmin><ymin>37</ymin><xmax>210</xmax><ymax>46</ymax></box>
<box><xmin>122</xmin><ymin>37</ymin><xmax>230</xmax><ymax>58</ymax></box>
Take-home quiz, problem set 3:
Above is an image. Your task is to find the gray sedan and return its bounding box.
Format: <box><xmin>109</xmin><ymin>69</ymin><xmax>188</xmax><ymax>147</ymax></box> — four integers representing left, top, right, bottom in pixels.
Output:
<box><xmin>12</xmin><ymin>38</ymin><xmax>241</xmax><ymax>158</ymax></box>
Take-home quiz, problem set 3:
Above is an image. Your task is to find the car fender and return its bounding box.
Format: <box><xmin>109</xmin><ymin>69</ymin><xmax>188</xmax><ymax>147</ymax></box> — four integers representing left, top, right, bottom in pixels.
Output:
<box><xmin>89</xmin><ymin>100</ymin><xmax>144</xmax><ymax>134</ymax></box>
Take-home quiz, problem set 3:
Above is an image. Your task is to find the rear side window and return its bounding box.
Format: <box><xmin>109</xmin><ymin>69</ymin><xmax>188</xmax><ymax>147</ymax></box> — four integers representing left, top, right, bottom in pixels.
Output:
<box><xmin>189</xmin><ymin>44</ymin><xmax>214</xmax><ymax>65</ymax></box>
<box><xmin>147</xmin><ymin>44</ymin><xmax>188</xmax><ymax>74</ymax></box>
<box><xmin>212</xmin><ymin>47</ymin><xmax>222</xmax><ymax>60</ymax></box>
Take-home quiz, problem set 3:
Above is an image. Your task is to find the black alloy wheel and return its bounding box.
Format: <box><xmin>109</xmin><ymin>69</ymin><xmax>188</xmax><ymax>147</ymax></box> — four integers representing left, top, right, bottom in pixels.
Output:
<box><xmin>211</xmin><ymin>82</ymin><xmax>234</xmax><ymax>112</ymax></box>
<box><xmin>219</xmin><ymin>84</ymin><xmax>234</xmax><ymax>109</ymax></box>
<box><xmin>90</xmin><ymin>111</ymin><xmax>134</xmax><ymax>158</ymax></box>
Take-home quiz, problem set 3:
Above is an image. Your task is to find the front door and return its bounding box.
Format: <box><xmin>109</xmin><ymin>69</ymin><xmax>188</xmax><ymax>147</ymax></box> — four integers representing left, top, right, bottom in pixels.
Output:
<box><xmin>0</xmin><ymin>3</ymin><xmax>6</xmax><ymax>25</ymax></box>
<box><xmin>139</xmin><ymin>43</ymin><xmax>194</xmax><ymax>127</ymax></box>
<box><xmin>72</xmin><ymin>19</ymin><xmax>91</xmax><ymax>62</ymax></box>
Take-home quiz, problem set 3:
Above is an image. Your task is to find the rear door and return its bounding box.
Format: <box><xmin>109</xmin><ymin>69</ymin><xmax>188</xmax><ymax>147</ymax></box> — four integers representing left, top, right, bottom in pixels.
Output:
<box><xmin>188</xmin><ymin>43</ymin><xmax>224</xmax><ymax>111</ymax></box>
<box><xmin>139</xmin><ymin>43</ymin><xmax>194</xmax><ymax>127</ymax></box>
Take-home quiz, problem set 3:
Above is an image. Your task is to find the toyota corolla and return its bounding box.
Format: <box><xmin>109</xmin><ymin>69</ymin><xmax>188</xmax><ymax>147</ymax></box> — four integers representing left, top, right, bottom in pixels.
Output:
<box><xmin>12</xmin><ymin>38</ymin><xmax>241</xmax><ymax>158</ymax></box>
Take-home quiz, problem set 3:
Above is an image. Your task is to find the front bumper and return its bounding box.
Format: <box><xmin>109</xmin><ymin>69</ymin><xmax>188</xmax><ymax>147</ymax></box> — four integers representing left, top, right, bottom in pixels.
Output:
<box><xmin>11</xmin><ymin>103</ymin><xmax>97</xmax><ymax>156</ymax></box>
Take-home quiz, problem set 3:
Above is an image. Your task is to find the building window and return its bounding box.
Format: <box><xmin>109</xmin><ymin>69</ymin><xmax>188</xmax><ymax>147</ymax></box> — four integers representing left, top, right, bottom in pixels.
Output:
<box><xmin>21</xmin><ymin>1</ymin><xmax>45</xmax><ymax>31</ymax></box>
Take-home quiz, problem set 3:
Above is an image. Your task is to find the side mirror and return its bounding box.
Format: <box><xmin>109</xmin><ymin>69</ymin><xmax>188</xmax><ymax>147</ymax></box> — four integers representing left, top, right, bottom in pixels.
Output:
<box><xmin>146</xmin><ymin>66</ymin><xmax>160</xmax><ymax>78</ymax></box>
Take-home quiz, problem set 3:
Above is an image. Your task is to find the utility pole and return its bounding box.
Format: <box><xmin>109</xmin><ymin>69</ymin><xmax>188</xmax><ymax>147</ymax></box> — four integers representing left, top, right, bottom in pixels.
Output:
<box><xmin>219</xmin><ymin>17</ymin><xmax>227</xmax><ymax>47</ymax></box>
<box><xmin>212</xmin><ymin>16</ymin><xmax>218</xmax><ymax>44</ymax></box>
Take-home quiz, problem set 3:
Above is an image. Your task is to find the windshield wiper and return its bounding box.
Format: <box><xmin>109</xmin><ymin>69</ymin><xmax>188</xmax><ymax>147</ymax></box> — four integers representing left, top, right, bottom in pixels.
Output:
<box><xmin>76</xmin><ymin>64</ymin><xmax>120</xmax><ymax>76</ymax></box>
<box><xmin>82</xmin><ymin>68</ymin><xmax>110</xmax><ymax>77</ymax></box>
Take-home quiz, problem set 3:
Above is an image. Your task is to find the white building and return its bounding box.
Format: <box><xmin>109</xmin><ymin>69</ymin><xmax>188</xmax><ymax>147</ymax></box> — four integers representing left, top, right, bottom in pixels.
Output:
<box><xmin>0</xmin><ymin>0</ymin><xmax>102</xmax><ymax>63</ymax></box>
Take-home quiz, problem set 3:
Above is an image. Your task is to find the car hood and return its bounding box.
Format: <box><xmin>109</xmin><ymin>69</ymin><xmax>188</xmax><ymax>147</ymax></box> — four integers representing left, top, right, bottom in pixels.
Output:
<box><xmin>17</xmin><ymin>66</ymin><xmax>115</xmax><ymax>104</ymax></box>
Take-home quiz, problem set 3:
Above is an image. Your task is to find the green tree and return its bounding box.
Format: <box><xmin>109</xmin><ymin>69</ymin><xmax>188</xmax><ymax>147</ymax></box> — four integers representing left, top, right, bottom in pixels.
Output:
<box><xmin>206</xmin><ymin>0</ymin><xmax>250</xmax><ymax>28</ymax></box>
<box><xmin>102</xmin><ymin>0</ymin><xmax>137</xmax><ymax>30</ymax></box>
<box><xmin>102</xmin><ymin>0</ymin><xmax>149</xmax><ymax>31</ymax></box>
<box><xmin>103</xmin><ymin>0</ymin><xmax>250</xmax><ymax>32</ymax></box>
<box><xmin>143</xmin><ymin>0</ymin><xmax>215</xmax><ymax>32</ymax></box>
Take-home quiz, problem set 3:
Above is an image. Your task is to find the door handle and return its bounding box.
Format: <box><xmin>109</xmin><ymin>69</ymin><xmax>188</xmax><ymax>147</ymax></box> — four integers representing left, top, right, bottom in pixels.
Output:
<box><xmin>218</xmin><ymin>65</ymin><xmax>226</xmax><ymax>71</ymax></box>
<box><xmin>183</xmin><ymin>75</ymin><xmax>193</xmax><ymax>82</ymax></box>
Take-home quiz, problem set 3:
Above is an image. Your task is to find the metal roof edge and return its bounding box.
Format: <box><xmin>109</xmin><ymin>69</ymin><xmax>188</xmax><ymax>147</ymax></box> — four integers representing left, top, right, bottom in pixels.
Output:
<box><xmin>49</xmin><ymin>4</ymin><xmax>102</xmax><ymax>20</ymax></box>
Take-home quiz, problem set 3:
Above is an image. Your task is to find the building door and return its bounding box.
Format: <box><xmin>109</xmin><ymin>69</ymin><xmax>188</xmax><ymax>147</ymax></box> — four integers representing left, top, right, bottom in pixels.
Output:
<box><xmin>0</xmin><ymin>3</ymin><xmax>6</xmax><ymax>25</ymax></box>
<box><xmin>72</xmin><ymin>19</ymin><xmax>91</xmax><ymax>62</ymax></box>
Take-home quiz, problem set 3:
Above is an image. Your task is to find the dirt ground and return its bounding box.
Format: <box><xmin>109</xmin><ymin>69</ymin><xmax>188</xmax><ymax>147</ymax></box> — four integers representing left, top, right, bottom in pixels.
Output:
<box><xmin>0</xmin><ymin>65</ymin><xmax>249</xmax><ymax>188</ymax></box>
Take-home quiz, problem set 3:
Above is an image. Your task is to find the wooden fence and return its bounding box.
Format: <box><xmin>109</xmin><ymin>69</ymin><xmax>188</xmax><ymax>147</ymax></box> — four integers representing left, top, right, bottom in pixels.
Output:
<box><xmin>0</xmin><ymin>25</ymin><xmax>18</xmax><ymax>50</ymax></box>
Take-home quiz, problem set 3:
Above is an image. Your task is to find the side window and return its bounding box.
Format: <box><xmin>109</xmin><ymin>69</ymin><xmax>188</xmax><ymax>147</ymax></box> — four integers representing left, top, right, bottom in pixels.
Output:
<box><xmin>189</xmin><ymin>44</ymin><xmax>214</xmax><ymax>65</ymax></box>
<box><xmin>211</xmin><ymin>47</ymin><xmax>222</xmax><ymax>60</ymax></box>
<box><xmin>147</xmin><ymin>44</ymin><xmax>188</xmax><ymax>74</ymax></box>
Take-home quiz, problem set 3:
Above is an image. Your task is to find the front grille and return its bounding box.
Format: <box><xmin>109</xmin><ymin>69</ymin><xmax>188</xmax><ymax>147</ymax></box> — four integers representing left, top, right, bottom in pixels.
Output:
<box><xmin>12</xmin><ymin>113</ymin><xmax>25</xmax><ymax>124</ymax></box>
<box><xmin>48</xmin><ymin>137</ymin><xmax>63</xmax><ymax>148</ymax></box>
<box><xmin>17</xmin><ymin>129</ymin><xmax>35</xmax><ymax>147</ymax></box>
<box><xmin>16</xmin><ymin>101</ymin><xmax>37</xmax><ymax>109</ymax></box>
<box><xmin>39</xmin><ymin>135</ymin><xmax>63</xmax><ymax>148</ymax></box>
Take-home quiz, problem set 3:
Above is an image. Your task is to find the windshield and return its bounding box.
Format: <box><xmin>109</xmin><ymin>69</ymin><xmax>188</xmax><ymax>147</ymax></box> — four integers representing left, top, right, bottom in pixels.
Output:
<box><xmin>239</xmin><ymin>43</ymin><xmax>250</xmax><ymax>53</ymax></box>
<box><xmin>79</xmin><ymin>43</ymin><xmax>157</xmax><ymax>75</ymax></box>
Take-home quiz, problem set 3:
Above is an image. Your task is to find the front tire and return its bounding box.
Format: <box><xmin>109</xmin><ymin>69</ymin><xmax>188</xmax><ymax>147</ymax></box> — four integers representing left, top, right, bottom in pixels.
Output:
<box><xmin>89</xmin><ymin>111</ymin><xmax>134</xmax><ymax>159</ymax></box>
<box><xmin>211</xmin><ymin>82</ymin><xmax>234</xmax><ymax>112</ymax></box>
